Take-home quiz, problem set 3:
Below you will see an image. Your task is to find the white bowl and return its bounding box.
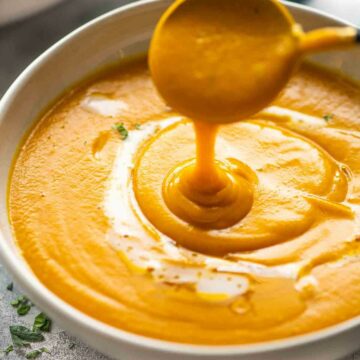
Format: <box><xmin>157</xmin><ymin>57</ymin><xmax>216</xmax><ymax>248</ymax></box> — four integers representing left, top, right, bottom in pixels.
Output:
<box><xmin>1</xmin><ymin>1</ymin><xmax>360</xmax><ymax>359</ymax></box>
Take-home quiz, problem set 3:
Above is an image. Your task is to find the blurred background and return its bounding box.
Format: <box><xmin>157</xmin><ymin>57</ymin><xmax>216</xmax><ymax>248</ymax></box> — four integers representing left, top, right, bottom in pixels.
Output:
<box><xmin>1</xmin><ymin>0</ymin><xmax>360</xmax><ymax>97</ymax></box>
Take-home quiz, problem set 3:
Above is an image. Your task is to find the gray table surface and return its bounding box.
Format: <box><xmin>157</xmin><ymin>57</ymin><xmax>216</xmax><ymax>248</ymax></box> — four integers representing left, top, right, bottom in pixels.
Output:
<box><xmin>0</xmin><ymin>0</ymin><xmax>360</xmax><ymax>359</ymax></box>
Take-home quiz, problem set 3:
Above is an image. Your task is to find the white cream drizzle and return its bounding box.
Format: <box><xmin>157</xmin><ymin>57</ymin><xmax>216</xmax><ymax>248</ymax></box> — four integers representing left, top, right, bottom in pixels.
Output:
<box><xmin>82</xmin><ymin>93</ymin><xmax>129</xmax><ymax>117</ymax></box>
<box><xmin>79</xmin><ymin>89</ymin><xmax>360</xmax><ymax>302</ymax></box>
<box><xmin>103</xmin><ymin>116</ymin><xmax>253</xmax><ymax>300</ymax></box>
<box><xmin>101</xmin><ymin>106</ymin><xmax>324</xmax><ymax>302</ymax></box>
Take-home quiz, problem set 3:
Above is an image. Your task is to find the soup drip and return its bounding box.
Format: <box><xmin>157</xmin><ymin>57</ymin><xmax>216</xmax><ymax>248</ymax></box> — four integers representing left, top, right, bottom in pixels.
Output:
<box><xmin>163</xmin><ymin>122</ymin><xmax>254</xmax><ymax>229</ymax></box>
<box><xmin>146</xmin><ymin>0</ymin><xmax>359</xmax><ymax>253</ymax></box>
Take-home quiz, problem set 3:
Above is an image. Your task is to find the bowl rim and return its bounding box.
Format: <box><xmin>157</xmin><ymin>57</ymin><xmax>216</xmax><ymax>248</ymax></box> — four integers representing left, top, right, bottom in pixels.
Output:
<box><xmin>1</xmin><ymin>0</ymin><xmax>360</xmax><ymax>356</ymax></box>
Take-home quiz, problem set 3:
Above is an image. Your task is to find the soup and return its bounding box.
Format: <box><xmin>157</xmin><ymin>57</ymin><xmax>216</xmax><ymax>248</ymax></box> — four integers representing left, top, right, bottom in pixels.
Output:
<box><xmin>9</xmin><ymin>57</ymin><xmax>360</xmax><ymax>344</ymax></box>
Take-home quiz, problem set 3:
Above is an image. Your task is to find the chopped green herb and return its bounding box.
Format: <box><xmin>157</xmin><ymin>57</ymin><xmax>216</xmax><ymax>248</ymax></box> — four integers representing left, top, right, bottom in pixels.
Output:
<box><xmin>6</xmin><ymin>283</ymin><xmax>13</xmax><ymax>291</ymax></box>
<box><xmin>10</xmin><ymin>333</ymin><xmax>29</xmax><ymax>347</ymax></box>
<box><xmin>17</xmin><ymin>303</ymin><xmax>31</xmax><ymax>316</ymax></box>
<box><xmin>112</xmin><ymin>123</ymin><xmax>128</xmax><ymax>140</ymax></box>
<box><xmin>25</xmin><ymin>347</ymin><xmax>50</xmax><ymax>359</ymax></box>
<box><xmin>33</xmin><ymin>313</ymin><xmax>52</xmax><ymax>332</ymax></box>
<box><xmin>10</xmin><ymin>295</ymin><xmax>32</xmax><ymax>315</ymax></box>
<box><xmin>323</xmin><ymin>114</ymin><xmax>334</xmax><ymax>122</ymax></box>
<box><xmin>11</xmin><ymin>296</ymin><xmax>22</xmax><ymax>307</ymax></box>
<box><xmin>10</xmin><ymin>325</ymin><xmax>44</xmax><ymax>347</ymax></box>
<box><xmin>2</xmin><ymin>344</ymin><xmax>14</xmax><ymax>354</ymax></box>
<box><xmin>134</xmin><ymin>123</ymin><xmax>141</xmax><ymax>130</ymax></box>
<box><xmin>69</xmin><ymin>342</ymin><xmax>76</xmax><ymax>350</ymax></box>
<box><xmin>11</xmin><ymin>295</ymin><xmax>26</xmax><ymax>307</ymax></box>
<box><xmin>26</xmin><ymin>350</ymin><xmax>42</xmax><ymax>359</ymax></box>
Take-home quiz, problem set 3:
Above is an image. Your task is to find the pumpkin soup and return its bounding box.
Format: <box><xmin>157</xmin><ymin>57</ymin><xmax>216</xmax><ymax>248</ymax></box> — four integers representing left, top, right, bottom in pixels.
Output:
<box><xmin>8</xmin><ymin>0</ymin><xmax>360</xmax><ymax>346</ymax></box>
<box><xmin>9</xmin><ymin>58</ymin><xmax>360</xmax><ymax>344</ymax></box>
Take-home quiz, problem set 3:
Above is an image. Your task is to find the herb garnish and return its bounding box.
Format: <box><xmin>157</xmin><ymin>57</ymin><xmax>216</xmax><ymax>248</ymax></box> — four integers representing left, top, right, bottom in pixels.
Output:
<box><xmin>33</xmin><ymin>313</ymin><xmax>52</xmax><ymax>332</ymax></box>
<box><xmin>69</xmin><ymin>342</ymin><xmax>76</xmax><ymax>350</ymax></box>
<box><xmin>11</xmin><ymin>296</ymin><xmax>22</xmax><ymax>307</ymax></box>
<box><xmin>6</xmin><ymin>283</ymin><xmax>13</xmax><ymax>291</ymax></box>
<box><xmin>112</xmin><ymin>123</ymin><xmax>129</xmax><ymax>140</ymax></box>
<box><xmin>17</xmin><ymin>304</ymin><xmax>32</xmax><ymax>316</ymax></box>
<box><xmin>11</xmin><ymin>295</ymin><xmax>32</xmax><ymax>316</ymax></box>
<box><xmin>134</xmin><ymin>123</ymin><xmax>141</xmax><ymax>130</ymax></box>
<box><xmin>323</xmin><ymin>114</ymin><xmax>334</xmax><ymax>122</ymax></box>
<box><xmin>2</xmin><ymin>344</ymin><xmax>14</xmax><ymax>354</ymax></box>
<box><xmin>25</xmin><ymin>348</ymin><xmax>50</xmax><ymax>359</ymax></box>
<box><xmin>10</xmin><ymin>325</ymin><xmax>44</xmax><ymax>347</ymax></box>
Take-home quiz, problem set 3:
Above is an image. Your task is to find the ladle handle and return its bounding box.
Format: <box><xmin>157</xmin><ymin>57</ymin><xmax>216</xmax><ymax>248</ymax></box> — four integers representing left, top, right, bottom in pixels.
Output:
<box><xmin>300</xmin><ymin>27</ymin><xmax>360</xmax><ymax>54</ymax></box>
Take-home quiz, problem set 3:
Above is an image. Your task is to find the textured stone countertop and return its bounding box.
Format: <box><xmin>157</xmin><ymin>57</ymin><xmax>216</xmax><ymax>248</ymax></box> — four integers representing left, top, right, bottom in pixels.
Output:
<box><xmin>0</xmin><ymin>0</ymin><xmax>359</xmax><ymax>359</ymax></box>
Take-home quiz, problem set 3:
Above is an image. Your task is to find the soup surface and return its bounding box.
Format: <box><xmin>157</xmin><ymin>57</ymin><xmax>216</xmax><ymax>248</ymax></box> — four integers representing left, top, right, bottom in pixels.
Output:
<box><xmin>9</xmin><ymin>57</ymin><xmax>360</xmax><ymax>344</ymax></box>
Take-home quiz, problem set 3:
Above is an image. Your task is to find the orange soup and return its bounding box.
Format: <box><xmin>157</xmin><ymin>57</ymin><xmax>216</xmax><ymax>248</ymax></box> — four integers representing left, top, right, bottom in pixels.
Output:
<box><xmin>9</xmin><ymin>57</ymin><xmax>360</xmax><ymax>344</ymax></box>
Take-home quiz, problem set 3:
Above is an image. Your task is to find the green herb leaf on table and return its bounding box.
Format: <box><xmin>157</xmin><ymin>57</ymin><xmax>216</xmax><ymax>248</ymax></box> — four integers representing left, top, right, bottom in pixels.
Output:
<box><xmin>11</xmin><ymin>295</ymin><xmax>25</xmax><ymax>307</ymax></box>
<box><xmin>2</xmin><ymin>344</ymin><xmax>14</xmax><ymax>354</ymax></box>
<box><xmin>10</xmin><ymin>325</ymin><xmax>45</xmax><ymax>347</ymax></box>
<box><xmin>25</xmin><ymin>350</ymin><xmax>42</xmax><ymax>360</ymax></box>
<box><xmin>25</xmin><ymin>347</ymin><xmax>49</xmax><ymax>359</ymax></box>
<box><xmin>6</xmin><ymin>283</ymin><xmax>13</xmax><ymax>291</ymax></box>
<box><xmin>10</xmin><ymin>299</ymin><xmax>19</xmax><ymax>307</ymax></box>
<box><xmin>10</xmin><ymin>295</ymin><xmax>32</xmax><ymax>315</ymax></box>
<box><xmin>17</xmin><ymin>303</ymin><xmax>32</xmax><ymax>316</ymax></box>
<box><xmin>33</xmin><ymin>313</ymin><xmax>52</xmax><ymax>332</ymax></box>
<box><xmin>10</xmin><ymin>333</ymin><xmax>30</xmax><ymax>347</ymax></box>
<box><xmin>112</xmin><ymin>123</ymin><xmax>129</xmax><ymax>140</ymax></box>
